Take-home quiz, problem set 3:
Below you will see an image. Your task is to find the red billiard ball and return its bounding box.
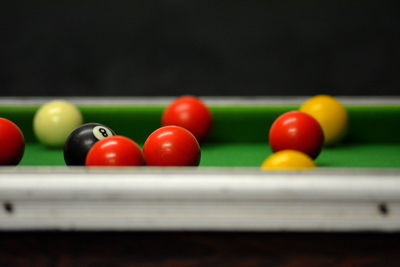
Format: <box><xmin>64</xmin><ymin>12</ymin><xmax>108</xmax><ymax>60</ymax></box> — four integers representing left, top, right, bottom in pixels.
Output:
<box><xmin>85</xmin><ymin>136</ymin><xmax>144</xmax><ymax>166</ymax></box>
<box><xmin>0</xmin><ymin>118</ymin><xmax>25</xmax><ymax>165</ymax></box>
<box><xmin>162</xmin><ymin>96</ymin><xmax>212</xmax><ymax>142</ymax></box>
<box><xmin>143</xmin><ymin>125</ymin><xmax>201</xmax><ymax>166</ymax></box>
<box><xmin>269</xmin><ymin>111</ymin><xmax>324</xmax><ymax>159</ymax></box>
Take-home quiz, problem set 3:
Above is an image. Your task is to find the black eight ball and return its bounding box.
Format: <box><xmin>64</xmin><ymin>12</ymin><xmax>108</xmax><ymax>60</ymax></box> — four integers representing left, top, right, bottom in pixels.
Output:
<box><xmin>64</xmin><ymin>123</ymin><xmax>116</xmax><ymax>166</ymax></box>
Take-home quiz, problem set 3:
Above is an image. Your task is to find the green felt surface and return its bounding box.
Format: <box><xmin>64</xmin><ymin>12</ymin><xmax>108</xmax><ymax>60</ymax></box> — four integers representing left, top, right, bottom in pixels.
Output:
<box><xmin>2</xmin><ymin>104</ymin><xmax>400</xmax><ymax>168</ymax></box>
<box><xmin>20</xmin><ymin>143</ymin><xmax>400</xmax><ymax>168</ymax></box>
<box><xmin>1</xmin><ymin>105</ymin><xmax>400</xmax><ymax>144</ymax></box>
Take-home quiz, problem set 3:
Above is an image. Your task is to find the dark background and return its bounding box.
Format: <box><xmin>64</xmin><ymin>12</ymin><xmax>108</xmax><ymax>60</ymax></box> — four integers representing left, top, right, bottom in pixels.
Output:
<box><xmin>1</xmin><ymin>1</ymin><xmax>399</xmax><ymax>96</ymax></box>
<box><xmin>1</xmin><ymin>231</ymin><xmax>400</xmax><ymax>266</ymax></box>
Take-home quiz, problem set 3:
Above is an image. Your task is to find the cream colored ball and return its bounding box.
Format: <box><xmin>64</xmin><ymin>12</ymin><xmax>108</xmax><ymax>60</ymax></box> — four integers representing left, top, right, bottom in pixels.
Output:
<box><xmin>33</xmin><ymin>100</ymin><xmax>83</xmax><ymax>147</ymax></box>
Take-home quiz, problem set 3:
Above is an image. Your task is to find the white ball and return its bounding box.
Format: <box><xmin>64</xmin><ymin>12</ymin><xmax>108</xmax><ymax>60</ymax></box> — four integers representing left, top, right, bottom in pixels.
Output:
<box><xmin>33</xmin><ymin>100</ymin><xmax>83</xmax><ymax>147</ymax></box>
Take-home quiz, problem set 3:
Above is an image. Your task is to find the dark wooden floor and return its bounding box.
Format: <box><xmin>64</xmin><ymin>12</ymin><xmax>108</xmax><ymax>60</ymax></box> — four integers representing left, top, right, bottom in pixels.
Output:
<box><xmin>1</xmin><ymin>231</ymin><xmax>400</xmax><ymax>267</ymax></box>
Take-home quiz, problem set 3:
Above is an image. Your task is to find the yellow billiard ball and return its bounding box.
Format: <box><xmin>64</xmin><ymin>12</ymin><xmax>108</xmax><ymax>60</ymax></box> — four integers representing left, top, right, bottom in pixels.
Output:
<box><xmin>300</xmin><ymin>95</ymin><xmax>348</xmax><ymax>146</ymax></box>
<box><xmin>261</xmin><ymin>150</ymin><xmax>316</xmax><ymax>171</ymax></box>
<box><xmin>33</xmin><ymin>100</ymin><xmax>83</xmax><ymax>148</ymax></box>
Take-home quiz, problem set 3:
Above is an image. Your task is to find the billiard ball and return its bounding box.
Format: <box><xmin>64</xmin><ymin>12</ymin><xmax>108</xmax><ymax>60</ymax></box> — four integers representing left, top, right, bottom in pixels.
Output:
<box><xmin>261</xmin><ymin>150</ymin><xmax>316</xmax><ymax>171</ymax></box>
<box><xmin>64</xmin><ymin>123</ymin><xmax>116</xmax><ymax>166</ymax></box>
<box><xmin>269</xmin><ymin>111</ymin><xmax>324</xmax><ymax>159</ymax></box>
<box><xmin>143</xmin><ymin>125</ymin><xmax>201</xmax><ymax>166</ymax></box>
<box><xmin>162</xmin><ymin>96</ymin><xmax>212</xmax><ymax>142</ymax></box>
<box><xmin>0</xmin><ymin>118</ymin><xmax>25</xmax><ymax>165</ymax></box>
<box><xmin>300</xmin><ymin>95</ymin><xmax>348</xmax><ymax>146</ymax></box>
<box><xmin>86</xmin><ymin>136</ymin><xmax>144</xmax><ymax>166</ymax></box>
<box><xmin>33</xmin><ymin>100</ymin><xmax>83</xmax><ymax>147</ymax></box>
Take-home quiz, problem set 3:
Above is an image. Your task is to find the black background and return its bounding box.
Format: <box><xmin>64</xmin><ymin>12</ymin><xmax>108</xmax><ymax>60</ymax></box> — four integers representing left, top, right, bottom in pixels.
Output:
<box><xmin>1</xmin><ymin>1</ymin><xmax>399</xmax><ymax>96</ymax></box>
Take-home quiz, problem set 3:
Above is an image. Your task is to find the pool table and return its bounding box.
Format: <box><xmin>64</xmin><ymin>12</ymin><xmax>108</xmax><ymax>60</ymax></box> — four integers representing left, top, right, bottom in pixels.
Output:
<box><xmin>1</xmin><ymin>96</ymin><xmax>400</xmax><ymax>231</ymax></box>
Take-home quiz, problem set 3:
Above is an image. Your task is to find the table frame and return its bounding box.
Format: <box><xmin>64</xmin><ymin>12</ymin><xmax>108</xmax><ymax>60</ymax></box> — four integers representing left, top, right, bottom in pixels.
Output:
<box><xmin>1</xmin><ymin>97</ymin><xmax>400</xmax><ymax>231</ymax></box>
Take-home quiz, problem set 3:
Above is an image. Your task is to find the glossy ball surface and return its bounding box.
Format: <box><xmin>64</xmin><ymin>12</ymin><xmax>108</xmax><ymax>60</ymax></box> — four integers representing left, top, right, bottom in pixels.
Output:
<box><xmin>300</xmin><ymin>95</ymin><xmax>348</xmax><ymax>146</ymax></box>
<box><xmin>86</xmin><ymin>136</ymin><xmax>144</xmax><ymax>166</ymax></box>
<box><xmin>269</xmin><ymin>111</ymin><xmax>324</xmax><ymax>159</ymax></box>
<box><xmin>261</xmin><ymin>150</ymin><xmax>315</xmax><ymax>171</ymax></box>
<box><xmin>64</xmin><ymin>123</ymin><xmax>116</xmax><ymax>166</ymax></box>
<box><xmin>143</xmin><ymin>125</ymin><xmax>201</xmax><ymax>166</ymax></box>
<box><xmin>162</xmin><ymin>96</ymin><xmax>212</xmax><ymax>142</ymax></box>
<box><xmin>0</xmin><ymin>118</ymin><xmax>25</xmax><ymax>165</ymax></box>
<box><xmin>33</xmin><ymin>100</ymin><xmax>83</xmax><ymax>147</ymax></box>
